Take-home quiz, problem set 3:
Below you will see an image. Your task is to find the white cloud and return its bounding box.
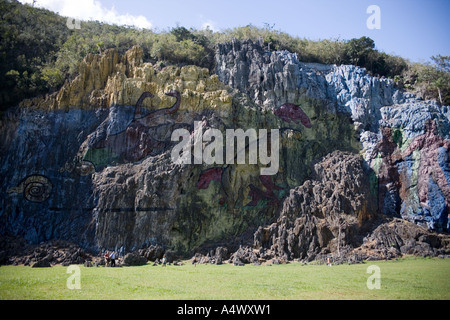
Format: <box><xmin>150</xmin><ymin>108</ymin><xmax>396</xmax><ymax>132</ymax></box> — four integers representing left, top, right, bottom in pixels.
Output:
<box><xmin>201</xmin><ymin>19</ymin><xmax>217</xmax><ymax>32</ymax></box>
<box><xmin>19</xmin><ymin>0</ymin><xmax>152</xmax><ymax>29</ymax></box>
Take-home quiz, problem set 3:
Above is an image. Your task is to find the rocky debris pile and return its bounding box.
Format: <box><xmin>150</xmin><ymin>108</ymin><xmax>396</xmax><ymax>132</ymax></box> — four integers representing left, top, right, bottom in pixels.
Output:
<box><xmin>119</xmin><ymin>247</ymin><xmax>175</xmax><ymax>266</ymax></box>
<box><xmin>249</xmin><ymin>150</ymin><xmax>376</xmax><ymax>262</ymax></box>
<box><xmin>135</xmin><ymin>244</ymin><xmax>165</xmax><ymax>261</ymax></box>
<box><xmin>190</xmin><ymin>218</ymin><xmax>450</xmax><ymax>266</ymax></box>
<box><xmin>188</xmin><ymin>151</ymin><xmax>450</xmax><ymax>265</ymax></box>
<box><xmin>190</xmin><ymin>247</ymin><xmax>230</xmax><ymax>265</ymax></box>
<box><xmin>351</xmin><ymin>218</ymin><xmax>450</xmax><ymax>261</ymax></box>
<box><xmin>0</xmin><ymin>235</ymin><xmax>95</xmax><ymax>267</ymax></box>
<box><xmin>97</xmin><ymin>245</ymin><xmax>182</xmax><ymax>266</ymax></box>
<box><xmin>123</xmin><ymin>252</ymin><xmax>147</xmax><ymax>266</ymax></box>
<box><xmin>229</xmin><ymin>247</ymin><xmax>262</xmax><ymax>266</ymax></box>
<box><xmin>0</xmin><ymin>236</ymin><xmax>182</xmax><ymax>267</ymax></box>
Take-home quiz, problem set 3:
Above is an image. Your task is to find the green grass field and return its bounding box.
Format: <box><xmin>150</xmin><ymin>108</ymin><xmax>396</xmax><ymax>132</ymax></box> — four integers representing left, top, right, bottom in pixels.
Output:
<box><xmin>0</xmin><ymin>257</ymin><xmax>449</xmax><ymax>300</ymax></box>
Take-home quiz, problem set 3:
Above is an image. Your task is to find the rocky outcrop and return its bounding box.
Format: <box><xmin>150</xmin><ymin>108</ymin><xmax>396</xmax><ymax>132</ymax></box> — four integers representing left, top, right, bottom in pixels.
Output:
<box><xmin>252</xmin><ymin>151</ymin><xmax>376</xmax><ymax>262</ymax></box>
<box><xmin>123</xmin><ymin>252</ymin><xmax>147</xmax><ymax>266</ymax></box>
<box><xmin>20</xmin><ymin>46</ymin><xmax>231</xmax><ymax>113</ymax></box>
<box><xmin>1</xmin><ymin>40</ymin><xmax>449</xmax><ymax>264</ymax></box>
<box><xmin>222</xmin><ymin>151</ymin><xmax>450</xmax><ymax>264</ymax></box>
<box><xmin>216</xmin><ymin>39</ymin><xmax>421</xmax><ymax>130</ymax></box>
<box><xmin>136</xmin><ymin>244</ymin><xmax>165</xmax><ymax>261</ymax></box>
<box><xmin>351</xmin><ymin>218</ymin><xmax>450</xmax><ymax>261</ymax></box>
<box><xmin>216</xmin><ymin>39</ymin><xmax>450</xmax><ymax>232</ymax></box>
<box><xmin>190</xmin><ymin>246</ymin><xmax>230</xmax><ymax>265</ymax></box>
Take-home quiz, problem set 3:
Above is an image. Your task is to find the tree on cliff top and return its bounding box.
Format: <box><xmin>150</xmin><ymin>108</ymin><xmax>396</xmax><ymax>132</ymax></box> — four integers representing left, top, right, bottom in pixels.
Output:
<box><xmin>427</xmin><ymin>55</ymin><xmax>450</xmax><ymax>106</ymax></box>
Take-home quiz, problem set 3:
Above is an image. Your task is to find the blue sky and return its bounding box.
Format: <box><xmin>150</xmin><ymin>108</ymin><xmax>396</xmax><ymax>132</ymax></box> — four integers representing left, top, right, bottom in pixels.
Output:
<box><xmin>21</xmin><ymin>0</ymin><xmax>450</xmax><ymax>63</ymax></box>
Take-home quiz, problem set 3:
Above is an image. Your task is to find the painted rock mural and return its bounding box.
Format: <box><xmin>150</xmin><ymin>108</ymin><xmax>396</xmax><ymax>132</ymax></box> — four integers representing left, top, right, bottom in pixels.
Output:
<box><xmin>0</xmin><ymin>40</ymin><xmax>449</xmax><ymax>262</ymax></box>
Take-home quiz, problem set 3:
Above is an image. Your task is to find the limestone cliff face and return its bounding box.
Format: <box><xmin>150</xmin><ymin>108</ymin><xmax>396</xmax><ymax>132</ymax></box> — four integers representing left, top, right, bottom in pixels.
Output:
<box><xmin>20</xmin><ymin>46</ymin><xmax>231</xmax><ymax>113</ymax></box>
<box><xmin>1</xmin><ymin>41</ymin><xmax>449</xmax><ymax>260</ymax></box>
<box><xmin>253</xmin><ymin>151</ymin><xmax>377</xmax><ymax>262</ymax></box>
<box><xmin>216</xmin><ymin>39</ymin><xmax>450</xmax><ymax>233</ymax></box>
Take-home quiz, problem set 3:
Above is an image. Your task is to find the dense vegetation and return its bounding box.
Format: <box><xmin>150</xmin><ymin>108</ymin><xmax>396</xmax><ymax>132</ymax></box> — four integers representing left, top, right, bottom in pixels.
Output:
<box><xmin>1</xmin><ymin>0</ymin><xmax>449</xmax><ymax>113</ymax></box>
